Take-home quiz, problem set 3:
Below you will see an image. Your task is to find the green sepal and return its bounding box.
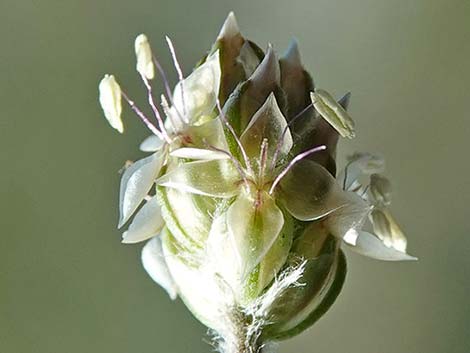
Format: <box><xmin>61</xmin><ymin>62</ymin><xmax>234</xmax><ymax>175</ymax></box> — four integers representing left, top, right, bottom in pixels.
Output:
<box><xmin>263</xmin><ymin>250</ymin><xmax>347</xmax><ymax>341</ymax></box>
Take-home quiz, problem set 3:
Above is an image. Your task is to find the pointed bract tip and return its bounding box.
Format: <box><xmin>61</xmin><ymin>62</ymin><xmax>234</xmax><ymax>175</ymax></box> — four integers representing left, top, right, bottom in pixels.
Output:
<box><xmin>338</xmin><ymin>92</ymin><xmax>352</xmax><ymax>110</ymax></box>
<box><xmin>250</xmin><ymin>44</ymin><xmax>280</xmax><ymax>85</ymax></box>
<box><xmin>282</xmin><ymin>38</ymin><xmax>302</xmax><ymax>66</ymax></box>
<box><xmin>217</xmin><ymin>11</ymin><xmax>240</xmax><ymax>39</ymax></box>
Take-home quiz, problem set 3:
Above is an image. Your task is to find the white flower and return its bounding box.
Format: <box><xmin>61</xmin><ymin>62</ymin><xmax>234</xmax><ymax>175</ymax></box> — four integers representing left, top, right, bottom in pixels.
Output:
<box><xmin>333</xmin><ymin>153</ymin><xmax>417</xmax><ymax>261</ymax></box>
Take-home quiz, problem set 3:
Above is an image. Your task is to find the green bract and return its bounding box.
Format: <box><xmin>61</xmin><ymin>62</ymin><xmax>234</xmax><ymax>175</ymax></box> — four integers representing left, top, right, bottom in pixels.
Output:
<box><xmin>99</xmin><ymin>12</ymin><xmax>416</xmax><ymax>352</ymax></box>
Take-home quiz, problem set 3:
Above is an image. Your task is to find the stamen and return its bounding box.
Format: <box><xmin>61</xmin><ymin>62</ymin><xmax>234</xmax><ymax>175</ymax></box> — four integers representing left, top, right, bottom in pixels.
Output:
<box><xmin>120</xmin><ymin>90</ymin><xmax>165</xmax><ymax>140</ymax></box>
<box><xmin>269</xmin><ymin>145</ymin><xmax>326</xmax><ymax>195</ymax></box>
<box><xmin>152</xmin><ymin>54</ymin><xmax>186</xmax><ymax>125</ymax></box>
<box><xmin>342</xmin><ymin>159</ymin><xmax>353</xmax><ymax>190</ymax></box>
<box><xmin>204</xmin><ymin>141</ymin><xmax>249</xmax><ymax>188</ymax></box>
<box><xmin>152</xmin><ymin>55</ymin><xmax>174</xmax><ymax>105</ymax></box>
<box><xmin>215</xmin><ymin>99</ymin><xmax>254</xmax><ymax>177</ymax></box>
<box><xmin>165</xmin><ymin>36</ymin><xmax>188</xmax><ymax>123</ymax></box>
<box><xmin>160</xmin><ymin>94</ymin><xmax>178</xmax><ymax>131</ymax></box>
<box><xmin>361</xmin><ymin>184</ymin><xmax>370</xmax><ymax>198</ymax></box>
<box><xmin>270</xmin><ymin>103</ymin><xmax>313</xmax><ymax>171</ymax></box>
<box><xmin>259</xmin><ymin>138</ymin><xmax>269</xmax><ymax>184</ymax></box>
<box><xmin>140</xmin><ymin>75</ymin><xmax>172</xmax><ymax>143</ymax></box>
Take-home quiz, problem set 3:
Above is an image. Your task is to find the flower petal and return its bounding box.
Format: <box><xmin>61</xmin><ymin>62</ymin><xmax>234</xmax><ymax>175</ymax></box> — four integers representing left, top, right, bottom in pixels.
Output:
<box><xmin>156</xmin><ymin>160</ymin><xmax>239</xmax><ymax>198</ymax></box>
<box><xmin>226</xmin><ymin>189</ymin><xmax>284</xmax><ymax>277</ymax></box>
<box><xmin>278</xmin><ymin>159</ymin><xmax>348</xmax><ymax>221</ymax></box>
<box><xmin>346</xmin><ymin>231</ymin><xmax>417</xmax><ymax>261</ymax></box>
<box><xmin>170</xmin><ymin>148</ymin><xmax>230</xmax><ymax>160</ymax></box>
<box><xmin>172</xmin><ymin>50</ymin><xmax>221</xmax><ymax>124</ymax></box>
<box><xmin>122</xmin><ymin>196</ymin><xmax>164</xmax><ymax>244</ymax></box>
<box><xmin>369</xmin><ymin>174</ymin><xmax>392</xmax><ymax>206</ymax></box>
<box><xmin>370</xmin><ymin>208</ymin><xmax>408</xmax><ymax>253</ymax></box>
<box><xmin>119</xmin><ymin>152</ymin><xmax>164</xmax><ymax>227</ymax></box>
<box><xmin>141</xmin><ymin>236</ymin><xmax>178</xmax><ymax>299</ymax></box>
<box><xmin>338</xmin><ymin>152</ymin><xmax>385</xmax><ymax>191</ymax></box>
<box><xmin>184</xmin><ymin>117</ymin><xmax>229</xmax><ymax>150</ymax></box>
<box><xmin>98</xmin><ymin>74</ymin><xmax>123</xmax><ymax>133</ymax></box>
<box><xmin>240</xmin><ymin>92</ymin><xmax>293</xmax><ymax>162</ymax></box>
<box><xmin>325</xmin><ymin>191</ymin><xmax>371</xmax><ymax>243</ymax></box>
<box><xmin>139</xmin><ymin>135</ymin><xmax>164</xmax><ymax>152</ymax></box>
<box><xmin>237</xmin><ymin>41</ymin><xmax>261</xmax><ymax>78</ymax></box>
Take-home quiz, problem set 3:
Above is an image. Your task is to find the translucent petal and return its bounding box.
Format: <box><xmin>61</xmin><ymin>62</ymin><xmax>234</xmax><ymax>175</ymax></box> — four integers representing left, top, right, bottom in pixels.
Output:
<box><xmin>122</xmin><ymin>196</ymin><xmax>164</xmax><ymax>244</ymax></box>
<box><xmin>141</xmin><ymin>236</ymin><xmax>178</xmax><ymax>299</ymax></box>
<box><xmin>226</xmin><ymin>189</ymin><xmax>284</xmax><ymax>277</ymax></box>
<box><xmin>184</xmin><ymin>117</ymin><xmax>229</xmax><ymax>150</ymax></box>
<box><xmin>370</xmin><ymin>208</ymin><xmax>408</xmax><ymax>253</ymax></box>
<box><xmin>338</xmin><ymin>153</ymin><xmax>385</xmax><ymax>191</ymax></box>
<box><xmin>172</xmin><ymin>51</ymin><xmax>221</xmax><ymax>124</ymax></box>
<box><xmin>156</xmin><ymin>160</ymin><xmax>239</xmax><ymax>198</ymax></box>
<box><xmin>161</xmin><ymin>229</ymin><xmax>229</xmax><ymax>332</ymax></box>
<box><xmin>139</xmin><ymin>135</ymin><xmax>164</xmax><ymax>152</ymax></box>
<box><xmin>311</xmin><ymin>89</ymin><xmax>355</xmax><ymax>139</ymax></box>
<box><xmin>170</xmin><ymin>148</ymin><xmax>229</xmax><ymax>160</ymax></box>
<box><xmin>98</xmin><ymin>74</ymin><xmax>123</xmax><ymax>133</ymax></box>
<box><xmin>118</xmin><ymin>152</ymin><xmax>164</xmax><ymax>227</ymax></box>
<box><xmin>229</xmin><ymin>45</ymin><xmax>280</xmax><ymax>132</ymax></box>
<box><xmin>325</xmin><ymin>191</ymin><xmax>371</xmax><ymax>242</ymax></box>
<box><xmin>369</xmin><ymin>174</ymin><xmax>392</xmax><ymax>206</ymax></box>
<box><xmin>237</xmin><ymin>41</ymin><xmax>260</xmax><ymax>78</ymax></box>
<box><xmin>279</xmin><ymin>159</ymin><xmax>349</xmax><ymax>221</ymax></box>
<box><xmin>346</xmin><ymin>231</ymin><xmax>417</xmax><ymax>261</ymax></box>
<box><xmin>206</xmin><ymin>212</ymin><xmax>241</xmax><ymax>292</ymax></box>
<box><xmin>240</xmin><ymin>92</ymin><xmax>293</xmax><ymax>162</ymax></box>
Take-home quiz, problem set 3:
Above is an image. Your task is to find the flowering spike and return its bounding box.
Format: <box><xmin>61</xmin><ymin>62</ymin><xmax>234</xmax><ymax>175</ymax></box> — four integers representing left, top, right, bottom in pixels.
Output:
<box><xmin>99</xmin><ymin>15</ymin><xmax>416</xmax><ymax>353</ymax></box>
<box><xmin>99</xmin><ymin>74</ymin><xmax>123</xmax><ymax>133</ymax></box>
<box><xmin>135</xmin><ymin>34</ymin><xmax>155</xmax><ymax>80</ymax></box>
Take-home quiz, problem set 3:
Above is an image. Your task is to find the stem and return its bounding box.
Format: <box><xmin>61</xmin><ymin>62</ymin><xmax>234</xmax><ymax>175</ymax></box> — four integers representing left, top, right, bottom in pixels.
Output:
<box><xmin>215</xmin><ymin>311</ymin><xmax>266</xmax><ymax>353</ymax></box>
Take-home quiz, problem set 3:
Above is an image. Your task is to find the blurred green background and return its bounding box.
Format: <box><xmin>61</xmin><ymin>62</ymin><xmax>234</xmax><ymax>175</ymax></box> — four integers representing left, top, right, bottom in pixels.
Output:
<box><xmin>1</xmin><ymin>0</ymin><xmax>469</xmax><ymax>352</ymax></box>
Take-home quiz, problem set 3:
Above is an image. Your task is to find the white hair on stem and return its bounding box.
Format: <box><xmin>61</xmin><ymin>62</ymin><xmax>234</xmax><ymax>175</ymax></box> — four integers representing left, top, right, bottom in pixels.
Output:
<box><xmin>210</xmin><ymin>260</ymin><xmax>307</xmax><ymax>353</ymax></box>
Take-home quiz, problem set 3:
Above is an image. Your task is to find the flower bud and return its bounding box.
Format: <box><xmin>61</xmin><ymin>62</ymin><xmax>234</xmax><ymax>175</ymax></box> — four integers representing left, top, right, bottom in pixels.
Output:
<box><xmin>98</xmin><ymin>74</ymin><xmax>123</xmax><ymax>133</ymax></box>
<box><xmin>135</xmin><ymin>34</ymin><xmax>155</xmax><ymax>79</ymax></box>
